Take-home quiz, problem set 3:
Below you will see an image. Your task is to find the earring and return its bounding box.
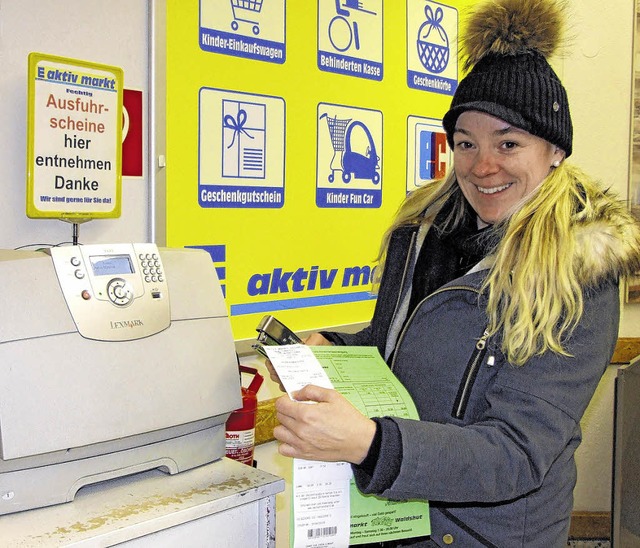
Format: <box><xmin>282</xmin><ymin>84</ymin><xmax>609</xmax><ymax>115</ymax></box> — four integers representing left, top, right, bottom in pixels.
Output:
<box><xmin>552</xmin><ymin>160</ymin><xmax>561</xmax><ymax>168</ymax></box>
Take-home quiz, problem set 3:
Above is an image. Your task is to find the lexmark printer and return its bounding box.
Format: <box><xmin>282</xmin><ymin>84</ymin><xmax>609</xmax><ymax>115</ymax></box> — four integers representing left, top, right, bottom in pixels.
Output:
<box><xmin>0</xmin><ymin>243</ymin><xmax>242</xmax><ymax>515</ymax></box>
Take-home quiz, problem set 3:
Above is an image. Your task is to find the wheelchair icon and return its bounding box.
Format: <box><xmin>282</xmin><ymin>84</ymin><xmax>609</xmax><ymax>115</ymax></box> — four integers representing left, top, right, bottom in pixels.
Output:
<box><xmin>328</xmin><ymin>0</ymin><xmax>376</xmax><ymax>53</ymax></box>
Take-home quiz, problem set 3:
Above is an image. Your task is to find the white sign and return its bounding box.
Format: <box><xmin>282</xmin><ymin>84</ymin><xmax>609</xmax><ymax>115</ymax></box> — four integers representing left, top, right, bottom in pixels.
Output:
<box><xmin>26</xmin><ymin>53</ymin><xmax>124</xmax><ymax>220</ymax></box>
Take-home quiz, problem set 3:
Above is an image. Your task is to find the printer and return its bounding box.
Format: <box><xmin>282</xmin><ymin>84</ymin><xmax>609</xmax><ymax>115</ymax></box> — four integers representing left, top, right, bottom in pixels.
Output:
<box><xmin>0</xmin><ymin>243</ymin><xmax>242</xmax><ymax>515</ymax></box>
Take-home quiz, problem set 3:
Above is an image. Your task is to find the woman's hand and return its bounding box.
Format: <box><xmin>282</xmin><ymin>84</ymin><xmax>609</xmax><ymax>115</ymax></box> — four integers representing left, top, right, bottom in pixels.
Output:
<box><xmin>274</xmin><ymin>384</ymin><xmax>376</xmax><ymax>464</ymax></box>
<box><xmin>264</xmin><ymin>358</ymin><xmax>286</xmax><ymax>392</ymax></box>
<box><xmin>303</xmin><ymin>332</ymin><xmax>333</xmax><ymax>346</ymax></box>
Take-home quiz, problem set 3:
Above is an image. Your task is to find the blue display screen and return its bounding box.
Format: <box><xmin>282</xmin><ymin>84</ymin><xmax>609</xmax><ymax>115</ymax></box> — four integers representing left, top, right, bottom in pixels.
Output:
<box><xmin>89</xmin><ymin>255</ymin><xmax>134</xmax><ymax>276</ymax></box>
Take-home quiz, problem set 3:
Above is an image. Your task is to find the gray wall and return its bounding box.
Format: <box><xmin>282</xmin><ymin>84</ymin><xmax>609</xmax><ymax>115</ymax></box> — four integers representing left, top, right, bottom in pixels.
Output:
<box><xmin>0</xmin><ymin>0</ymin><xmax>150</xmax><ymax>249</ymax></box>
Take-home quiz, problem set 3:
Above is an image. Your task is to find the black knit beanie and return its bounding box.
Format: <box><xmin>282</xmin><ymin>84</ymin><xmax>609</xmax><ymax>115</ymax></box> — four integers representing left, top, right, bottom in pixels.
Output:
<box><xmin>442</xmin><ymin>0</ymin><xmax>573</xmax><ymax>157</ymax></box>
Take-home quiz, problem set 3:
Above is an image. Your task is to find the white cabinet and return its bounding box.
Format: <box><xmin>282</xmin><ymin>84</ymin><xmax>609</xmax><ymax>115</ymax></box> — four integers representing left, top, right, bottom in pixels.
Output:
<box><xmin>0</xmin><ymin>458</ymin><xmax>284</xmax><ymax>547</ymax></box>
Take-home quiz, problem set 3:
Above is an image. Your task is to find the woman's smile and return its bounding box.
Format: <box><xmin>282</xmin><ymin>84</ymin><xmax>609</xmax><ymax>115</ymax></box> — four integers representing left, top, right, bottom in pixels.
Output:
<box><xmin>475</xmin><ymin>182</ymin><xmax>514</xmax><ymax>195</ymax></box>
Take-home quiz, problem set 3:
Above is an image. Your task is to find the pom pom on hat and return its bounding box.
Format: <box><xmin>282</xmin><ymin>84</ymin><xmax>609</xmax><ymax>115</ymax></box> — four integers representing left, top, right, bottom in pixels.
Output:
<box><xmin>443</xmin><ymin>0</ymin><xmax>573</xmax><ymax>156</ymax></box>
<box><xmin>462</xmin><ymin>0</ymin><xmax>566</xmax><ymax>70</ymax></box>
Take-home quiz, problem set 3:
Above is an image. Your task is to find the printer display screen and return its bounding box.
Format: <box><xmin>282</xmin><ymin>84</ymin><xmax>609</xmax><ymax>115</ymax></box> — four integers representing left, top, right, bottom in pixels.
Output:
<box><xmin>89</xmin><ymin>255</ymin><xmax>134</xmax><ymax>276</ymax></box>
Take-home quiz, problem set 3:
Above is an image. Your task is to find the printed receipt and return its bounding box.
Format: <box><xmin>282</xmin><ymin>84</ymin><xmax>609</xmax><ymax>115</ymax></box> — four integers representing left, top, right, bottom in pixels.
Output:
<box><xmin>263</xmin><ymin>344</ymin><xmax>333</xmax><ymax>396</ymax></box>
<box><xmin>264</xmin><ymin>344</ymin><xmax>351</xmax><ymax>548</ymax></box>
<box><xmin>264</xmin><ymin>344</ymin><xmax>430</xmax><ymax>546</ymax></box>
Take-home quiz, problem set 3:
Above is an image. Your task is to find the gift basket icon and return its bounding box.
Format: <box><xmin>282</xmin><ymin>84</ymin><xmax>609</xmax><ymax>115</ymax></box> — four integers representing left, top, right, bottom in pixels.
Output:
<box><xmin>230</xmin><ymin>0</ymin><xmax>264</xmax><ymax>35</ymax></box>
<box><xmin>416</xmin><ymin>4</ymin><xmax>449</xmax><ymax>74</ymax></box>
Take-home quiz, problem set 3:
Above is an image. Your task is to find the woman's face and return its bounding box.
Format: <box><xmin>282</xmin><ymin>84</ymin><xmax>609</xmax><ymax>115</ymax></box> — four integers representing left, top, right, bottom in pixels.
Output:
<box><xmin>452</xmin><ymin>111</ymin><xmax>565</xmax><ymax>226</ymax></box>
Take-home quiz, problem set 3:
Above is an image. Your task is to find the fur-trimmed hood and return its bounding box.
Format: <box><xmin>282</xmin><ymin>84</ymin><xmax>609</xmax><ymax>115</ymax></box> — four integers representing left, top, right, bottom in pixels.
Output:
<box><xmin>574</xmin><ymin>185</ymin><xmax>640</xmax><ymax>286</ymax></box>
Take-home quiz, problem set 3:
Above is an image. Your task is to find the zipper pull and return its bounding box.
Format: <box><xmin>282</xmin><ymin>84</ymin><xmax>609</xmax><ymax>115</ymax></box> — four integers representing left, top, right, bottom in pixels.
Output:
<box><xmin>476</xmin><ymin>329</ymin><xmax>489</xmax><ymax>350</ymax></box>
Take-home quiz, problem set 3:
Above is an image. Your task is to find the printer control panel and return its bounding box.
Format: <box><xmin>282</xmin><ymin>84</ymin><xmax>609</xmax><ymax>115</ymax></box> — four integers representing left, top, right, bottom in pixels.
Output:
<box><xmin>50</xmin><ymin>243</ymin><xmax>171</xmax><ymax>341</ymax></box>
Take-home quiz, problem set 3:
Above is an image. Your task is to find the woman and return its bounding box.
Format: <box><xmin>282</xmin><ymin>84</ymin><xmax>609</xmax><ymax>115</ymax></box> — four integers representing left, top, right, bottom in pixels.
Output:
<box><xmin>273</xmin><ymin>0</ymin><xmax>640</xmax><ymax>545</ymax></box>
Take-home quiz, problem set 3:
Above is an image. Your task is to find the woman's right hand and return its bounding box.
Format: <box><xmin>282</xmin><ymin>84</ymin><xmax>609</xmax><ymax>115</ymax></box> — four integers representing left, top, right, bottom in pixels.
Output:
<box><xmin>274</xmin><ymin>384</ymin><xmax>376</xmax><ymax>464</ymax></box>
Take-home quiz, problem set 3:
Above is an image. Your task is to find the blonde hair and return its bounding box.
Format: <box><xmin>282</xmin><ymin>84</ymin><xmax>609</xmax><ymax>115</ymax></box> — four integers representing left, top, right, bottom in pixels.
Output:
<box><xmin>376</xmin><ymin>163</ymin><xmax>614</xmax><ymax>366</ymax></box>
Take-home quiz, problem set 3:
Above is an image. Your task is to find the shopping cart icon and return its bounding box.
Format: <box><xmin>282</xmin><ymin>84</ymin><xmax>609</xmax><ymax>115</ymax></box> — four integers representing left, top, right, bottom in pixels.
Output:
<box><xmin>230</xmin><ymin>0</ymin><xmax>264</xmax><ymax>35</ymax></box>
<box><xmin>321</xmin><ymin>113</ymin><xmax>380</xmax><ymax>184</ymax></box>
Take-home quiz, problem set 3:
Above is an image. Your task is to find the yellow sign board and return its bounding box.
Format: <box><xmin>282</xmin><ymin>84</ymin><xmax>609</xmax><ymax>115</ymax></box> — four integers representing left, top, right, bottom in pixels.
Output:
<box><xmin>163</xmin><ymin>0</ymin><xmax>473</xmax><ymax>341</ymax></box>
<box><xmin>26</xmin><ymin>53</ymin><xmax>124</xmax><ymax>221</ymax></box>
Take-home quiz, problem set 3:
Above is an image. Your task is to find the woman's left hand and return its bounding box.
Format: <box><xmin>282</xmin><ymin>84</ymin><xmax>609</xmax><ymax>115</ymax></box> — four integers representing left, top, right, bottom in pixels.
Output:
<box><xmin>274</xmin><ymin>384</ymin><xmax>376</xmax><ymax>464</ymax></box>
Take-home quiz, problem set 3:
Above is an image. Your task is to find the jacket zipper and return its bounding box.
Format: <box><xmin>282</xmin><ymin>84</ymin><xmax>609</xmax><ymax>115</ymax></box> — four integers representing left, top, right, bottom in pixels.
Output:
<box><xmin>389</xmin><ymin>285</ymin><xmax>491</xmax><ymax>420</ymax></box>
<box><xmin>390</xmin><ymin>284</ymin><xmax>481</xmax><ymax>372</ymax></box>
<box><xmin>452</xmin><ymin>328</ymin><xmax>489</xmax><ymax>420</ymax></box>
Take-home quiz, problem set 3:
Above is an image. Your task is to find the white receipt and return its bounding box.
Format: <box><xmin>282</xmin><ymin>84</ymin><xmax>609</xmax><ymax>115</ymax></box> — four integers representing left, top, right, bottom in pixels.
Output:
<box><xmin>264</xmin><ymin>344</ymin><xmax>351</xmax><ymax>547</ymax></box>
<box><xmin>263</xmin><ymin>344</ymin><xmax>333</xmax><ymax>398</ymax></box>
<box><xmin>293</xmin><ymin>459</ymin><xmax>352</xmax><ymax>548</ymax></box>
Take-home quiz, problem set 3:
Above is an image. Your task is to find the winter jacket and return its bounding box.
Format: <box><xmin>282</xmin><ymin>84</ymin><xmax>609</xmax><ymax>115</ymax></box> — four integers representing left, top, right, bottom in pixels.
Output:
<box><xmin>321</xmin><ymin>194</ymin><xmax>639</xmax><ymax>547</ymax></box>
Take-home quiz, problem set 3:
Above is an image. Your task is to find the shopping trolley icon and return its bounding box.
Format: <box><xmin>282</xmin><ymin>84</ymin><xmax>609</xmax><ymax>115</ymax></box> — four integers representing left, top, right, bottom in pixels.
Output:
<box><xmin>321</xmin><ymin>113</ymin><xmax>380</xmax><ymax>184</ymax></box>
<box><xmin>230</xmin><ymin>0</ymin><xmax>264</xmax><ymax>35</ymax></box>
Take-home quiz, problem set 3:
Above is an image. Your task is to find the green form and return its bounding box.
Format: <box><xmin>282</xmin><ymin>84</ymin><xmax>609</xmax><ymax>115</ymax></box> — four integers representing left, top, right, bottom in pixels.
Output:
<box><xmin>311</xmin><ymin>346</ymin><xmax>430</xmax><ymax>545</ymax></box>
<box><xmin>265</xmin><ymin>344</ymin><xmax>430</xmax><ymax>547</ymax></box>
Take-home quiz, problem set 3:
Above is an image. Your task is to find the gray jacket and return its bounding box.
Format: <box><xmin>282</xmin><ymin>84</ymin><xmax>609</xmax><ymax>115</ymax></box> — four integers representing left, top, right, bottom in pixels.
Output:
<box><xmin>322</xmin><ymin>207</ymin><xmax>634</xmax><ymax>546</ymax></box>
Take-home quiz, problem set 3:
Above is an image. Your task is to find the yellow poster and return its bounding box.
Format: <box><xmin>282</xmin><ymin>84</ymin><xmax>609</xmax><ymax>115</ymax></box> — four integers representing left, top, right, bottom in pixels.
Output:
<box><xmin>164</xmin><ymin>0</ymin><xmax>473</xmax><ymax>342</ymax></box>
<box><xmin>26</xmin><ymin>53</ymin><xmax>124</xmax><ymax>220</ymax></box>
